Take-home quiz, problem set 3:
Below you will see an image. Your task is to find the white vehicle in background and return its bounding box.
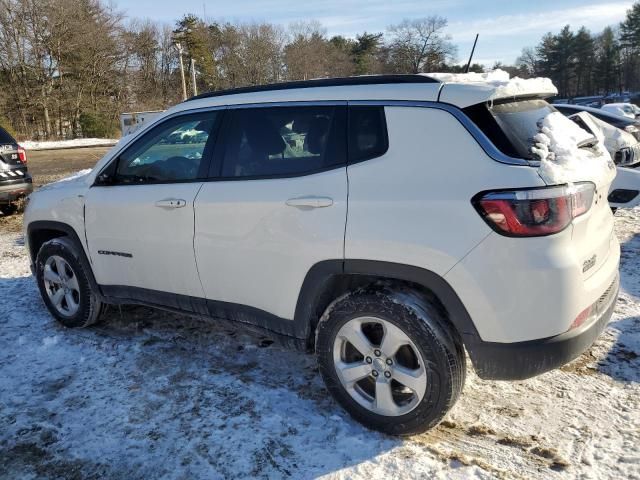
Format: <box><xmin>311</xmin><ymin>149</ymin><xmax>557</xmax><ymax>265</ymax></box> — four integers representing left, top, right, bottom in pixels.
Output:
<box><xmin>24</xmin><ymin>72</ymin><xmax>620</xmax><ymax>435</ymax></box>
<box><xmin>119</xmin><ymin>110</ymin><xmax>164</xmax><ymax>137</ymax></box>
<box><xmin>601</xmin><ymin>103</ymin><xmax>639</xmax><ymax>119</ymax></box>
<box><xmin>568</xmin><ymin>111</ymin><xmax>640</xmax><ymax>209</ymax></box>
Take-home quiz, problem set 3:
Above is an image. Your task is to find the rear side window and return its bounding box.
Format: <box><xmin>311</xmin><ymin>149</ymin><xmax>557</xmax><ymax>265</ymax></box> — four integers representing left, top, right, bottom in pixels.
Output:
<box><xmin>219</xmin><ymin>106</ymin><xmax>346</xmax><ymax>178</ymax></box>
<box><xmin>348</xmin><ymin>106</ymin><xmax>388</xmax><ymax>162</ymax></box>
<box><xmin>464</xmin><ymin>99</ymin><xmax>557</xmax><ymax>160</ymax></box>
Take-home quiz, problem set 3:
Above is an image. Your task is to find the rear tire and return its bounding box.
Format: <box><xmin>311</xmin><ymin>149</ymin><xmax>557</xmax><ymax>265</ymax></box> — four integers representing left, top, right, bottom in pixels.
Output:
<box><xmin>315</xmin><ymin>284</ymin><xmax>465</xmax><ymax>436</ymax></box>
<box><xmin>35</xmin><ymin>237</ymin><xmax>105</xmax><ymax>328</ymax></box>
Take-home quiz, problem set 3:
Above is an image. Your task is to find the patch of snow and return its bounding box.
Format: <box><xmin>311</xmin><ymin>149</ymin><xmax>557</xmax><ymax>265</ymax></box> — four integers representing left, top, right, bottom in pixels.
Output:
<box><xmin>532</xmin><ymin>111</ymin><xmax>616</xmax><ymax>185</ymax></box>
<box><xmin>20</xmin><ymin>138</ymin><xmax>118</xmax><ymax>151</ymax></box>
<box><xmin>426</xmin><ymin>69</ymin><xmax>558</xmax><ymax>99</ymax></box>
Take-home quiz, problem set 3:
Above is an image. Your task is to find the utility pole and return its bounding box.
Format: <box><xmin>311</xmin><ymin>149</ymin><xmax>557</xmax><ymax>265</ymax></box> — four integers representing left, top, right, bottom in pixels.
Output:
<box><xmin>190</xmin><ymin>58</ymin><xmax>198</xmax><ymax>96</ymax></box>
<box><xmin>176</xmin><ymin>42</ymin><xmax>188</xmax><ymax>101</ymax></box>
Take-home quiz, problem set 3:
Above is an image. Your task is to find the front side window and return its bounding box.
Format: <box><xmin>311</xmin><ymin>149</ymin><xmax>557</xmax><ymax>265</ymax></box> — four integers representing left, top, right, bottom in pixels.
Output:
<box><xmin>115</xmin><ymin>112</ymin><xmax>219</xmax><ymax>184</ymax></box>
<box><xmin>220</xmin><ymin>106</ymin><xmax>345</xmax><ymax>178</ymax></box>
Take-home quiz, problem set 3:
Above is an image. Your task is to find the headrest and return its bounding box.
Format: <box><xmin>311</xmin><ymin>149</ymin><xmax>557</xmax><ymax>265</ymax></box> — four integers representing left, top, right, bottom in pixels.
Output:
<box><xmin>306</xmin><ymin>116</ymin><xmax>331</xmax><ymax>154</ymax></box>
<box><xmin>244</xmin><ymin>117</ymin><xmax>286</xmax><ymax>156</ymax></box>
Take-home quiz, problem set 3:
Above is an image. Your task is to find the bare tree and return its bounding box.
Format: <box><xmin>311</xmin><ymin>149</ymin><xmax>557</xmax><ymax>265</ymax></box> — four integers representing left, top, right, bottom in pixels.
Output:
<box><xmin>386</xmin><ymin>17</ymin><xmax>456</xmax><ymax>73</ymax></box>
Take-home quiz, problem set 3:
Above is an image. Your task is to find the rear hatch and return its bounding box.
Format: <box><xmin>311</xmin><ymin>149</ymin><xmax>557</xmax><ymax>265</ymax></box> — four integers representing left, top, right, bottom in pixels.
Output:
<box><xmin>469</xmin><ymin>97</ymin><xmax>617</xmax><ymax>280</ymax></box>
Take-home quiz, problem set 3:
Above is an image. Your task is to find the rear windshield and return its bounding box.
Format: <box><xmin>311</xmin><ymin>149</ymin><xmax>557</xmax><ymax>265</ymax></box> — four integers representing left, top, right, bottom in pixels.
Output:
<box><xmin>0</xmin><ymin>127</ymin><xmax>16</xmax><ymax>144</ymax></box>
<box><xmin>489</xmin><ymin>99</ymin><xmax>555</xmax><ymax>160</ymax></box>
<box><xmin>464</xmin><ymin>98</ymin><xmax>556</xmax><ymax>160</ymax></box>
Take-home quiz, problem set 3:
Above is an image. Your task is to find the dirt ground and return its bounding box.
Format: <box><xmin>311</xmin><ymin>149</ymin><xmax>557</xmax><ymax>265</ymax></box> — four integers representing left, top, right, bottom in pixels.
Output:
<box><xmin>27</xmin><ymin>146</ymin><xmax>111</xmax><ymax>187</ymax></box>
<box><xmin>0</xmin><ymin>146</ymin><xmax>111</xmax><ymax>234</ymax></box>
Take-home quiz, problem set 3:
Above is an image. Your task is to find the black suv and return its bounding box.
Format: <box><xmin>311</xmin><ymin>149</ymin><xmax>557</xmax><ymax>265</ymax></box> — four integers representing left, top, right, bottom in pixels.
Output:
<box><xmin>0</xmin><ymin>126</ymin><xmax>32</xmax><ymax>215</ymax></box>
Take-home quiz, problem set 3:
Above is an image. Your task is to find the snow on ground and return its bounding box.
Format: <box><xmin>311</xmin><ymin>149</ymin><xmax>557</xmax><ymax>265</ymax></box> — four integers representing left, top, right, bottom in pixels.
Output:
<box><xmin>0</xmin><ymin>210</ymin><xmax>639</xmax><ymax>479</ymax></box>
<box><xmin>20</xmin><ymin>138</ymin><xmax>118</xmax><ymax>151</ymax></box>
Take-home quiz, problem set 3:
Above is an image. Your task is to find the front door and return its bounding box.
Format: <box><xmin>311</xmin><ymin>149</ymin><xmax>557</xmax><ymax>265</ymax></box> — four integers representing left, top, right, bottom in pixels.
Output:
<box><xmin>85</xmin><ymin>110</ymin><xmax>222</xmax><ymax>298</ymax></box>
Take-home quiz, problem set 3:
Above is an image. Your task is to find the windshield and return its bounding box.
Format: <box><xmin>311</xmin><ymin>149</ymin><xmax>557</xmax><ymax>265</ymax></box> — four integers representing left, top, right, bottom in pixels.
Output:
<box><xmin>0</xmin><ymin>127</ymin><xmax>16</xmax><ymax>145</ymax></box>
<box><xmin>488</xmin><ymin>99</ymin><xmax>556</xmax><ymax>160</ymax></box>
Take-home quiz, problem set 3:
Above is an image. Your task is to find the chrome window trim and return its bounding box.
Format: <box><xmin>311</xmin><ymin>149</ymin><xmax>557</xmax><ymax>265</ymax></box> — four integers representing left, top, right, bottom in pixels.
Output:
<box><xmin>218</xmin><ymin>99</ymin><xmax>528</xmax><ymax>166</ymax></box>
<box><xmin>226</xmin><ymin>100</ymin><xmax>349</xmax><ymax>109</ymax></box>
<box><xmin>100</xmin><ymin>98</ymin><xmax>530</xmax><ymax>180</ymax></box>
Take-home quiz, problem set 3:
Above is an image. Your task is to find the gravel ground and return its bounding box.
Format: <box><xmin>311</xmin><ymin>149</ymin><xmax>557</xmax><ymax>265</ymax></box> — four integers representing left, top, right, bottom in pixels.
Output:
<box><xmin>0</xmin><ymin>155</ymin><xmax>638</xmax><ymax>479</ymax></box>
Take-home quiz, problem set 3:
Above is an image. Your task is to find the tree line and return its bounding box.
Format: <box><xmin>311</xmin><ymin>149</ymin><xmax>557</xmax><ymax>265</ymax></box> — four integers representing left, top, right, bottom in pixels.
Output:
<box><xmin>513</xmin><ymin>3</ymin><xmax>640</xmax><ymax>99</ymax></box>
<box><xmin>3</xmin><ymin>0</ymin><xmax>640</xmax><ymax>140</ymax></box>
<box><xmin>0</xmin><ymin>0</ymin><xmax>469</xmax><ymax>140</ymax></box>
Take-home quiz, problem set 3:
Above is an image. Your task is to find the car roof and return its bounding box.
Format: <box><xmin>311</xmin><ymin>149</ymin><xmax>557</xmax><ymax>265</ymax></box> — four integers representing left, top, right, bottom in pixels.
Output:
<box><xmin>170</xmin><ymin>73</ymin><xmax>558</xmax><ymax>114</ymax></box>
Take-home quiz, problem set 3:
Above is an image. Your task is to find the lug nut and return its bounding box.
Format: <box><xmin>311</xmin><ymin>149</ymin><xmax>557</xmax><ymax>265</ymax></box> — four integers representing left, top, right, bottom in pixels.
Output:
<box><xmin>372</xmin><ymin>370</ymin><xmax>379</xmax><ymax>377</ymax></box>
<box><xmin>365</xmin><ymin>357</ymin><xmax>372</xmax><ymax>364</ymax></box>
<box><xmin>385</xmin><ymin>358</ymin><xmax>393</xmax><ymax>365</ymax></box>
<box><xmin>384</xmin><ymin>371</ymin><xmax>391</xmax><ymax>378</ymax></box>
<box><xmin>374</xmin><ymin>349</ymin><xmax>381</xmax><ymax>357</ymax></box>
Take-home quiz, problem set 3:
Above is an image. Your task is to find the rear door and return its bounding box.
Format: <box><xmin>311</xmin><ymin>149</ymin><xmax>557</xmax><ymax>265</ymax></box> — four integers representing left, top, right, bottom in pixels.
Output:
<box><xmin>85</xmin><ymin>110</ymin><xmax>222</xmax><ymax>298</ymax></box>
<box><xmin>194</xmin><ymin>104</ymin><xmax>348</xmax><ymax>321</ymax></box>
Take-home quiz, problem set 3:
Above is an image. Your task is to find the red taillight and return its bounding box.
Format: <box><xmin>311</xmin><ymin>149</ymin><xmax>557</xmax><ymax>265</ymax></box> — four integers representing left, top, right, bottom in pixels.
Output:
<box><xmin>17</xmin><ymin>146</ymin><xmax>27</xmax><ymax>164</ymax></box>
<box><xmin>473</xmin><ymin>183</ymin><xmax>595</xmax><ymax>237</ymax></box>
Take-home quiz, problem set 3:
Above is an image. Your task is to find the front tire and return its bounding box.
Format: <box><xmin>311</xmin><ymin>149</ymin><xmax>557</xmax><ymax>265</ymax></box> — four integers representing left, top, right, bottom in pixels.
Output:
<box><xmin>315</xmin><ymin>285</ymin><xmax>465</xmax><ymax>436</ymax></box>
<box><xmin>35</xmin><ymin>237</ymin><xmax>105</xmax><ymax>328</ymax></box>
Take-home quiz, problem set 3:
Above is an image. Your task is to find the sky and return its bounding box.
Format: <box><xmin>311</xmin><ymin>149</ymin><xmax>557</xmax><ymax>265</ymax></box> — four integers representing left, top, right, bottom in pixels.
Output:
<box><xmin>120</xmin><ymin>0</ymin><xmax>635</xmax><ymax>66</ymax></box>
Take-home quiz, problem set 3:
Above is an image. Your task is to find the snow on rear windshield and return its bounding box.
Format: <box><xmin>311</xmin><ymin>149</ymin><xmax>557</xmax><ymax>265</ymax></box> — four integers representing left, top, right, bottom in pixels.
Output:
<box><xmin>489</xmin><ymin>99</ymin><xmax>554</xmax><ymax>160</ymax></box>
<box><xmin>532</xmin><ymin>111</ymin><xmax>615</xmax><ymax>185</ymax></box>
<box><xmin>488</xmin><ymin>99</ymin><xmax>615</xmax><ymax>185</ymax></box>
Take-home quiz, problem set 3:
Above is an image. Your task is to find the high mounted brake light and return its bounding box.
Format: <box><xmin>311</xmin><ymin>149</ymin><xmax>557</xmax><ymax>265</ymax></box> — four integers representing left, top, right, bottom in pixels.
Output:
<box><xmin>473</xmin><ymin>183</ymin><xmax>595</xmax><ymax>237</ymax></box>
<box><xmin>17</xmin><ymin>146</ymin><xmax>27</xmax><ymax>164</ymax></box>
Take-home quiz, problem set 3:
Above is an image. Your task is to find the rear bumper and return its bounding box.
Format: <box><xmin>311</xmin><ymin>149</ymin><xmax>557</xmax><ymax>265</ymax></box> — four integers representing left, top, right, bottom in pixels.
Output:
<box><xmin>0</xmin><ymin>177</ymin><xmax>33</xmax><ymax>203</ymax></box>
<box><xmin>468</xmin><ymin>273</ymin><xmax>619</xmax><ymax>380</ymax></box>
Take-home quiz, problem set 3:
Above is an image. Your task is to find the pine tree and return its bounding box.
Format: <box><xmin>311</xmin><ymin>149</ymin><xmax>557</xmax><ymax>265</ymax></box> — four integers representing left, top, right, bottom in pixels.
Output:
<box><xmin>573</xmin><ymin>27</ymin><xmax>595</xmax><ymax>96</ymax></box>
<box><xmin>595</xmin><ymin>27</ymin><xmax>620</xmax><ymax>94</ymax></box>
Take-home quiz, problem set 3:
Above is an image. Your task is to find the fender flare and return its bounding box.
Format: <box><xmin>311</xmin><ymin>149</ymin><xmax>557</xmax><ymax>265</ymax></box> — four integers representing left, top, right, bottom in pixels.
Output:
<box><xmin>294</xmin><ymin>259</ymin><xmax>482</xmax><ymax>348</ymax></box>
<box><xmin>26</xmin><ymin>220</ymin><xmax>102</xmax><ymax>297</ymax></box>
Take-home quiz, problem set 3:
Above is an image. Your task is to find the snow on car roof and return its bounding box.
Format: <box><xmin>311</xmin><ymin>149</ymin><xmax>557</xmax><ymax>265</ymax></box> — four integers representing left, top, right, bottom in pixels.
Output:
<box><xmin>427</xmin><ymin>69</ymin><xmax>558</xmax><ymax>107</ymax></box>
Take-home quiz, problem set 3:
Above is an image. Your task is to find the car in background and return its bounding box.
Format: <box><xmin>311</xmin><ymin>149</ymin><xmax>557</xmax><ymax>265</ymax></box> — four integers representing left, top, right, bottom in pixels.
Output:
<box><xmin>601</xmin><ymin>103</ymin><xmax>639</xmax><ymax>119</ymax></box>
<box><xmin>567</xmin><ymin>111</ymin><xmax>640</xmax><ymax>210</ymax></box>
<box><xmin>0</xmin><ymin>126</ymin><xmax>32</xmax><ymax>216</ymax></box>
<box><xmin>554</xmin><ymin>104</ymin><xmax>640</xmax><ymax>141</ymax></box>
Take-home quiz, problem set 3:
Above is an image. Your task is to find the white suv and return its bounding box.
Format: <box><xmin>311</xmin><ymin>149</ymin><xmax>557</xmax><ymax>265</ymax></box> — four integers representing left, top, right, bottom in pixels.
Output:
<box><xmin>24</xmin><ymin>75</ymin><xmax>620</xmax><ymax>435</ymax></box>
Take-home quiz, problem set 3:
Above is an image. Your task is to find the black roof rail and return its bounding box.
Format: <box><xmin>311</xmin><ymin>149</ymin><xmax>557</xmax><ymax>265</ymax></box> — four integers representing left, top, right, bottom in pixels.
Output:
<box><xmin>186</xmin><ymin>74</ymin><xmax>440</xmax><ymax>102</ymax></box>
